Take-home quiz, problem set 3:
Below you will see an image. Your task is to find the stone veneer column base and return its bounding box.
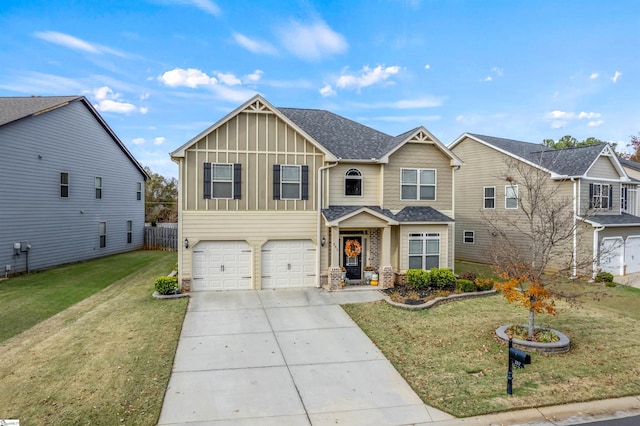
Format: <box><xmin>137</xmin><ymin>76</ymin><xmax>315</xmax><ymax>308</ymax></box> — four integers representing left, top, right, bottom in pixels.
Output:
<box><xmin>380</xmin><ymin>265</ymin><xmax>394</xmax><ymax>289</ymax></box>
<box><xmin>328</xmin><ymin>266</ymin><xmax>343</xmax><ymax>290</ymax></box>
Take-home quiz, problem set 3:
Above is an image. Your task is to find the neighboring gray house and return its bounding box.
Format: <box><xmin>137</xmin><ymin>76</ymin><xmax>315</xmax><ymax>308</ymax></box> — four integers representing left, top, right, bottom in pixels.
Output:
<box><xmin>0</xmin><ymin>96</ymin><xmax>148</xmax><ymax>274</ymax></box>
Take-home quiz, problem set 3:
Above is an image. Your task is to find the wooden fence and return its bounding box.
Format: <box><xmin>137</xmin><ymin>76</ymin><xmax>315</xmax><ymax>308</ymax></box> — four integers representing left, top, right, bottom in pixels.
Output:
<box><xmin>144</xmin><ymin>224</ymin><xmax>178</xmax><ymax>251</ymax></box>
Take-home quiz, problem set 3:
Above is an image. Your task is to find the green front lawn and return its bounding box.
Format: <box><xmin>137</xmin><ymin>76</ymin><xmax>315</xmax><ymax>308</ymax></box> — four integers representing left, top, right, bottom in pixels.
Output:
<box><xmin>0</xmin><ymin>250</ymin><xmax>187</xmax><ymax>425</ymax></box>
<box><xmin>344</xmin><ymin>279</ymin><xmax>640</xmax><ymax>417</ymax></box>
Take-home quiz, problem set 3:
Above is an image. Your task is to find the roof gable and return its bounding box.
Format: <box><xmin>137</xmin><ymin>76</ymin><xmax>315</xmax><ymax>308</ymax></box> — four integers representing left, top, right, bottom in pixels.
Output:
<box><xmin>380</xmin><ymin>127</ymin><xmax>463</xmax><ymax>166</ymax></box>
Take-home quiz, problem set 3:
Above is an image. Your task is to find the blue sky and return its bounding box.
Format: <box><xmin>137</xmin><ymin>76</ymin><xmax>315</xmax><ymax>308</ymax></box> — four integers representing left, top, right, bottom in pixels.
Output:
<box><xmin>1</xmin><ymin>0</ymin><xmax>639</xmax><ymax>178</ymax></box>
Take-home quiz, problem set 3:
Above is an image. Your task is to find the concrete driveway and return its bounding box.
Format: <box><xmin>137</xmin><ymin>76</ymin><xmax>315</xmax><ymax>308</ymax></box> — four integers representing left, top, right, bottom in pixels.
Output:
<box><xmin>157</xmin><ymin>288</ymin><xmax>453</xmax><ymax>425</ymax></box>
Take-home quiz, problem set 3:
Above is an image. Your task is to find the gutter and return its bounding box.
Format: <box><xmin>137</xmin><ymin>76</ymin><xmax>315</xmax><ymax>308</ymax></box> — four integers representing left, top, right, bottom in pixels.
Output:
<box><xmin>592</xmin><ymin>224</ymin><xmax>606</xmax><ymax>279</ymax></box>
<box><xmin>317</xmin><ymin>161</ymin><xmax>339</xmax><ymax>287</ymax></box>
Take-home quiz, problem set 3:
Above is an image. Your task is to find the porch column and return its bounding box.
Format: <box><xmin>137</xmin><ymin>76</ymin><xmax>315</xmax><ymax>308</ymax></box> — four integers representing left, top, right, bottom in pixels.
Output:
<box><xmin>329</xmin><ymin>226</ymin><xmax>342</xmax><ymax>290</ymax></box>
<box><xmin>380</xmin><ymin>226</ymin><xmax>394</xmax><ymax>289</ymax></box>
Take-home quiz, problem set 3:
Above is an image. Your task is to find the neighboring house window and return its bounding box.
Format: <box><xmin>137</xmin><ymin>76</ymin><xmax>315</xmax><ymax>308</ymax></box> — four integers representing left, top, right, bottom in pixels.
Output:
<box><xmin>590</xmin><ymin>183</ymin><xmax>612</xmax><ymax>209</ymax></box>
<box><xmin>99</xmin><ymin>222</ymin><xmax>107</xmax><ymax>248</ymax></box>
<box><xmin>505</xmin><ymin>185</ymin><xmax>518</xmax><ymax>209</ymax></box>
<box><xmin>95</xmin><ymin>177</ymin><xmax>103</xmax><ymax>199</ymax></box>
<box><xmin>621</xmin><ymin>186</ymin><xmax>628</xmax><ymax>211</ymax></box>
<box><xmin>273</xmin><ymin>164</ymin><xmax>309</xmax><ymax>200</ymax></box>
<box><xmin>126</xmin><ymin>220</ymin><xmax>132</xmax><ymax>244</ymax></box>
<box><xmin>203</xmin><ymin>163</ymin><xmax>242</xmax><ymax>199</ymax></box>
<box><xmin>463</xmin><ymin>231</ymin><xmax>475</xmax><ymax>244</ymax></box>
<box><xmin>401</xmin><ymin>168</ymin><xmax>436</xmax><ymax>200</ymax></box>
<box><xmin>60</xmin><ymin>172</ymin><xmax>69</xmax><ymax>198</ymax></box>
<box><xmin>483</xmin><ymin>186</ymin><xmax>495</xmax><ymax>209</ymax></box>
<box><xmin>345</xmin><ymin>168</ymin><xmax>362</xmax><ymax>196</ymax></box>
<box><xmin>408</xmin><ymin>232</ymin><xmax>440</xmax><ymax>270</ymax></box>
<box><xmin>136</xmin><ymin>182</ymin><xmax>142</xmax><ymax>201</ymax></box>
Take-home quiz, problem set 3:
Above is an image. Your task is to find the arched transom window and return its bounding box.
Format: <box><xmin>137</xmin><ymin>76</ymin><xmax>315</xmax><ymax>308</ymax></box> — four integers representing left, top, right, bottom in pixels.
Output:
<box><xmin>345</xmin><ymin>168</ymin><xmax>362</xmax><ymax>196</ymax></box>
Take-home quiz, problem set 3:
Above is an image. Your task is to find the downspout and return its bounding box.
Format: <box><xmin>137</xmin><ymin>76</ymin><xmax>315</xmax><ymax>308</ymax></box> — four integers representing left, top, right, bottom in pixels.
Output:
<box><xmin>571</xmin><ymin>178</ymin><xmax>577</xmax><ymax>278</ymax></box>
<box><xmin>317</xmin><ymin>161</ymin><xmax>339</xmax><ymax>287</ymax></box>
<box><xmin>452</xmin><ymin>165</ymin><xmax>461</xmax><ymax>270</ymax></box>
<box><xmin>592</xmin><ymin>225</ymin><xmax>605</xmax><ymax>280</ymax></box>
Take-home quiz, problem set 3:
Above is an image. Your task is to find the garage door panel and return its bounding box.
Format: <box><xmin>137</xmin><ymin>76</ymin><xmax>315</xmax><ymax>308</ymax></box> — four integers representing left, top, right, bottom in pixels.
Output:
<box><xmin>625</xmin><ymin>236</ymin><xmax>640</xmax><ymax>274</ymax></box>
<box><xmin>192</xmin><ymin>241</ymin><xmax>252</xmax><ymax>291</ymax></box>
<box><xmin>262</xmin><ymin>240</ymin><xmax>316</xmax><ymax>289</ymax></box>
<box><xmin>600</xmin><ymin>237</ymin><xmax>623</xmax><ymax>275</ymax></box>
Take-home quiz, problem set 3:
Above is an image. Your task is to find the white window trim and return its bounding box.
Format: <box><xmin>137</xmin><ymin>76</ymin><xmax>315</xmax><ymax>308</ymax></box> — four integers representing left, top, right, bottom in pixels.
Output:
<box><xmin>99</xmin><ymin>222</ymin><xmax>107</xmax><ymax>248</ymax></box>
<box><xmin>126</xmin><ymin>220</ymin><xmax>133</xmax><ymax>244</ymax></box>
<box><xmin>505</xmin><ymin>185</ymin><xmax>518</xmax><ymax>209</ymax></box>
<box><xmin>211</xmin><ymin>163</ymin><xmax>234</xmax><ymax>199</ymax></box>
<box><xmin>483</xmin><ymin>186</ymin><xmax>495</xmax><ymax>209</ymax></box>
<box><xmin>592</xmin><ymin>183</ymin><xmax>610</xmax><ymax>210</ymax></box>
<box><xmin>344</xmin><ymin>168</ymin><xmax>363</xmax><ymax>197</ymax></box>
<box><xmin>136</xmin><ymin>182</ymin><xmax>142</xmax><ymax>201</ymax></box>
<box><xmin>463</xmin><ymin>230</ymin><xmax>475</xmax><ymax>244</ymax></box>
<box><xmin>95</xmin><ymin>176</ymin><xmax>103</xmax><ymax>199</ymax></box>
<box><xmin>408</xmin><ymin>232</ymin><xmax>440</xmax><ymax>270</ymax></box>
<box><xmin>281</xmin><ymin>164</ymin><xmax>301</xmax><ymax>200</ymax></box>
<box><xmin>400</xmin><ymin>168</ymin><xmax>437</xmax><ymax>201</ymax></box>
<box><xmin>60</xmin><ymin>172</ymin><xmax>69</xmax><ymax>198</ymax></box>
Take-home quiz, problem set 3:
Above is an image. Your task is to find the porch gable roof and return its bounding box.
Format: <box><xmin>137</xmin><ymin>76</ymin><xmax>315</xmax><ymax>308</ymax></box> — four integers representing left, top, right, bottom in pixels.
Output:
<box><xmin>322</xmin><ymin>205</ymin><xmax>454</xmax><ymax>226</ymax></box>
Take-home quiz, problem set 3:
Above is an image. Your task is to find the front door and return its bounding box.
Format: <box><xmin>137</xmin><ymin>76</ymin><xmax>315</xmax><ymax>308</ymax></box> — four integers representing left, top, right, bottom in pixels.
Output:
<box><xmin>343</xmin><ymin>237</ymin><xmax>362</xmax><ymax>280</ymax></box>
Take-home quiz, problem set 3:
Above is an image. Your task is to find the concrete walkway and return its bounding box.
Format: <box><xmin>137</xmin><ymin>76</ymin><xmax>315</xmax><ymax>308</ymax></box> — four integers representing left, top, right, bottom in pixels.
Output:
<box><xmin>158</xmin><ymin>288</ymin><xmax>453</xmax><ymax>425</ymax></box>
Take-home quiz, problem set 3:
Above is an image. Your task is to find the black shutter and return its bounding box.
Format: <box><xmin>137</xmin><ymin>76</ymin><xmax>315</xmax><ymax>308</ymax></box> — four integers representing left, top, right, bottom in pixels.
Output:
<box><xmin>609</xmin><ymin>185</ymin><xmax>613</xmax><ymax>209</ymax></box>
<box><xmin>301</xmin><ymin>165</ymin><xmax>309</xmax><ymax>200</ymax></box>
<box><xmin>203</xmin><ymin>163</ymin><xmax>212</xmax><ymax>199</ymax></box>
<box><xmin>589</xmin><ymin>183</ymin><xmax>593</xmax><ymax>209</ymax></box>
<box><xmin>273</xmin><ymin>165</ymin><xmax>281</xmax><ymax>200</ymax></box>
<box><xmin>233</xmin><ymin>163</ymin><xmax>242</xmax><ymax>200</ymax></box>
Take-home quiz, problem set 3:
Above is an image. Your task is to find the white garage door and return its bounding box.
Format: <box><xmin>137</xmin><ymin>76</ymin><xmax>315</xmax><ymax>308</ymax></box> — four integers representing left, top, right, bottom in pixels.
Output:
<box><xmin>261</xmin><ymin>240</ymin><xmax>316</xmax><ymax>289</ymax></box>
<box><xmin>625</xmin><ymin>236</ymin><xmax>640</xmax><ymax>274</ymax></box>
<box><xmin>600</xmin><ymin>237</ymin><xmax>624</xmax><ymax>275</ymax></box>
<box><xmin>192</xmin><ymin>241</ymin><xmax>251</xmax><ymax>290</ymax></box>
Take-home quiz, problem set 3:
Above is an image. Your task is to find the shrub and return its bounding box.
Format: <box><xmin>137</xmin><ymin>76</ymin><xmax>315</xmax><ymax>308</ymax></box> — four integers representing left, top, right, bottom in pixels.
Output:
<box><xmin>407</xmin><ymin>269</ymin><xmax>430</xmax><ymax>290</ymax></box>
<box><xmin>460</xmin><ymin>271</ymin><xmax>477</xmax><ymax>282</ymax></box>
<box><xmin>430</xmin><ymin>268</ymin><xmax>456</xmax><ymax>289</ymax></box>
<box><xmin>154</xmin><ymin>276</ymin><xmax>178</xmax><ymax>295</ymax></box>
<box><xmin>605</xmin><ymin>281</ymin><xmax>616</xmax><ymax>288</ymax></box>
<box><xmin>456</xmin><ymin>279</ymin><xmax>475</xmax><ymax>293</ymax></box>
<box><xmin>475</xmin><ymin>278</ymin><xmax>495</xmax><ymax>291</ymax></box>
<box><xmin>595</xmin><ymin>271</ymin><xmax>614</xmax><ymax>283</ymax></box>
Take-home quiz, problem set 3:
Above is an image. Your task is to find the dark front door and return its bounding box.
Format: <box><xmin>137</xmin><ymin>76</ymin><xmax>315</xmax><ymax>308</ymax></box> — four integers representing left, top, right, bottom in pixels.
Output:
<box><xmin>343</xmin><ymin>237</ymin><xmax>362</xmax><ymax>280</ymax></box>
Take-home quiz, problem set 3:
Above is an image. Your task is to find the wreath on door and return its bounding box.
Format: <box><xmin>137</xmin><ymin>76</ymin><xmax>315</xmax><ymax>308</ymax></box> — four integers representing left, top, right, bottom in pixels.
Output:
<box><xmin>344</xmin><ymin>239</ymin><xmax>362</xmax><ymax>258</ymax></box>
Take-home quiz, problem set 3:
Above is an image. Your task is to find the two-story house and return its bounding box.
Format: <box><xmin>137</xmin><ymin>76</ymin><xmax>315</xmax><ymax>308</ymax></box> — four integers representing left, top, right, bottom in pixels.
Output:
<box><xmin>170</xmin><ymin>95</ymin><xmax>462</xmax><ymax>291</ymax></box>
<box><xmin>450</xmin><ymin>133</ymin><xmax>640</xmax><ymax>277</ymax></box>
<box><xmin>0</xmin><ymin>96</ymin><xmax>148</xmax><ymax>274</ymax></box>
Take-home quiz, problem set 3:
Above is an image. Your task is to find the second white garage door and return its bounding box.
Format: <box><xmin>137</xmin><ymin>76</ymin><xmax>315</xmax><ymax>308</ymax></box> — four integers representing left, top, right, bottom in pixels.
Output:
<box><xmin>261</xmin><ymin>240</ymin><xmax>316</xmax><ymax>289</ymax></box>
<box><xmin>625</xmin><ymin>236</ymin><xmax>640</xmax><ymax>274</ymax></box>
<box><xmin>192</xmin><ymin>241</ymin><xmax>252</xmax><ymax>291</ymax></box>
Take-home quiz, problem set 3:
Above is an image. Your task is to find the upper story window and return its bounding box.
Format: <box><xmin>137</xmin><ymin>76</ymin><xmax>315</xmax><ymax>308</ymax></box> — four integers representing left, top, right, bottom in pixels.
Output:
<box><xmin>505</xmin><ymin>185</ymin><xmax>518</xmax><ymax>209</ymax></box>
<box><xmin>203</xmin><ymin>163</ymin><xmax>241</xmax><ymax>200</ymax></box>
<box><xmin>345</xmin><ymin>169</ymin><xmax>362</xmax><ymax>196</ymax></box>
<box><xmin>590</xmin><ymin>183</ymin><xmax>611</xmax><ymax>209</ymax></box>
<box><xmin>60</xmin><ymin>172</ymin><xmax>69</xmax><ymax>198</ymax></box>
<box><xmin>136</xmin><ymin>182</ymin><xmax>142</xmax><ymax>201</ymax></box>
<box><xmin>401</xmin><ymin>168</ymin><xmax>436</xmax><ymax>200</ymax></box>
<box><xmin>483</xmin><ymin>186</ymin><xmax>495</xmax><ymax>209</ymax></box>
<box><xmin>273</xmin><ymin>165</ymin><xmax>309</xmax><ymax>200</ymax></box>
<box><xmin>95</xmin><ymin>177</ymin><xmax>103</xmax><ymax>199</ymax></box>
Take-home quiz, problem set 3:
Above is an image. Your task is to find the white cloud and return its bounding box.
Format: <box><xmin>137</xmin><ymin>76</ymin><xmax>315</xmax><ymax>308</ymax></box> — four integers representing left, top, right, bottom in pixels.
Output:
<box><xmin>590</xmin><ymin>72</ymin><xmax>599</xmax><ymax>80</ymax></box>
<box><xmin>245</xmin><ymin>69</ymin><xmax>264</xmax><ymax>82</ymax></box>
<box><xmin>154</xmin><ymin>137</ymin><xmax>166</xmax><ymax>145</ymax></box>
<box><xmin>588</xmin><ymin>120</ymin><xmax>604</xmax><ymax>127</ymax></box>
<box><xmin>158</xmin><ymin>0</ymin><xmax>220</xmax><ymax>16</ymax></box>
<box><xmin>216</xmin><ymin>72</ymin><xmax>241</xmax><ymax>86</ymax></box>
<box><xmin>612</xmin><ymin>70</ymin><xmax>622</xmax><ymax>83</ymax></box>
<box><xmin>491</xmin><ymin>67</ymin><xmax>504</xmax><ymax>77</ymax></box>
<box><xmin>140</xmin><ymin>106</ymin><xmax>149</xmax><ymax>114</ymax></box>
<box><xmin>319</xmin><ymin>84</ymin><xmax>336</xmax><ymax>97</ymax></box>
<box><xmin>369</xmin><ymin>114</ymin><xmax>441</xmax><ymax>123</ymax></box>
<box><xmin>353</xmin><ymin>96</ymin><xmax>444</xmax><ymax>109</ymax></box>
<box><xmin>277</xmin><ymin>19</ymin><xmax>347</xmax><ymax>61</ymax></box>
<box><xmin>159</xmin><ymin>68</ymin><xmax>217</xmax><ymax>88</ymax></box>
<box><xmin>91</xmin><ymin>86</ymin><xmax>144</xmax><ymax>114</ymax></box>
<box><xmin>336</xmin><ymin>65</ymin><xmax>400</xmax><ymax>91</ymax></box>
<box><xmin>233</xmin><ymin>33</ymin><xmax>278</xmax><ymax>55</ymax></box>
<box><xmin>424</xmin><ymin>64</ymin><xmax>430</xmax><ymax>70</ymax></box>
<box><xmin>140</xmin><ymin>92</ymin><xmax>150</xmax><ymax>100</ymax></box>
<box><xmin>456</xmin><ymin>115</ymin><xmax>464</xmax><ymax>122</ymax></box>
<box><xmin>132</xmin><ymin>137</ymin><xmax>145</xmax><ymax>145</ymax></box>
<box><xmin>34</xmin><ymin>31</ymin><xmax>127</xmax><ymax>57</ymax></box>
<box><xmin>545</xmin><ymin>110</ymin><xmax>603</xmax><ymax>128</ymax></box>
<box><xmin>483</xmin><ymin>76</ymin><xmax>493</xmax><ymax>82</ymax></box>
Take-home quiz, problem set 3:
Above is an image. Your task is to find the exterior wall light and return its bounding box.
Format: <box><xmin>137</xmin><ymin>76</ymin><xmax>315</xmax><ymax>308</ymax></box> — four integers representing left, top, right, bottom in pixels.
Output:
<box><xmin>184</xmin><ymin>238</ymin><xmax>189</xmax><ymax>249</ymax></box>
<box><xmin>321</xmin><ymin>236</ymin><xmax>326</xmax><ymax>246</ymax></box>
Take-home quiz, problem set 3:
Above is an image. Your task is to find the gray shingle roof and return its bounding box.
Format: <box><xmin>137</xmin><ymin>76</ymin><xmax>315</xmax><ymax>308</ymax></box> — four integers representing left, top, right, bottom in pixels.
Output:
<box><xmin>278</xmin><ymin>108</ymin><xmax>403</xmax><ymax>160</ymax></box>
<box><xmin>322</xmin><ymin>205</ymin><xmax>453</xmax><ymax>223</ymax></box>
<box><xmin>620</xmin><ymin>157</ymin><xmax>640</xmax><ymax>172</ymax></box>
<box><xmin>584</xmin><ymin>213</ymin><xmax>640</xmax><ymax>226</ymax></box>
<box><xmin>469</xmin><ymin>133</ymin><xmax>609</xmax><ymax>177</ymax></box>
<box><xmin>0</xmin><ymin>96</ymin><xmax>81</xmax><ymax>127</ymax></box>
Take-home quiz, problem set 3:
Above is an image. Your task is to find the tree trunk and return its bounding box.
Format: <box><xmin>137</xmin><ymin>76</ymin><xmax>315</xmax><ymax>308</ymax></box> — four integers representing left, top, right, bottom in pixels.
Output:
<box><xmin>528</xmin><ymin>307</ymin><xmax>535</xmax><ymax>340</ymax></box>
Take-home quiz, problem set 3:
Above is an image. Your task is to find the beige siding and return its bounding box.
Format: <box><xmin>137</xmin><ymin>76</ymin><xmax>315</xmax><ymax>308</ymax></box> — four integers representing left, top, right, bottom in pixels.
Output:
<box><xmin>181</xmin><ymin>211</ymin><xmax>317</xmax><ymax>289</ymax></box>
<box><xmin>338</xmin><ymin>211</ymin><xmax>391</xmax><ymax>228</ymax></box>
<box><xmin>580</xmin><ymin>179</ymin><xmax>620</xmax><ymax>215</ymax></box>
<box><xmin>182</xmin><ymin>110</ymin><xmax>324</xmax><ymax>212</ymax></box>
<box><xmin>328</xmin><ymin>163</ymin><xmax>381</xmax><ymax>205</ymax></box>
<box><xmin>587</xmin><ymin>156</ymin><xmax>620</xmax><ymax>179</ymax></box>
<box><xmin>398</xmin><ymin>224</ymin><xmax>450</xmax><ymax>270</ymax></box>
<box><xmin>383</xmin><ymin>142</ymin><xmax>453</xmax><ymax>212</ymax></box>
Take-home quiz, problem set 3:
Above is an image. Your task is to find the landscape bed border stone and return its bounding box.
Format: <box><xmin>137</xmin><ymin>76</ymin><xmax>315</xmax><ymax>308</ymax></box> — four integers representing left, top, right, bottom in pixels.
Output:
<box><xmin>380</xmin><ymin>289</ymin><xmax>497</xmax><ymax>310</ymax></box>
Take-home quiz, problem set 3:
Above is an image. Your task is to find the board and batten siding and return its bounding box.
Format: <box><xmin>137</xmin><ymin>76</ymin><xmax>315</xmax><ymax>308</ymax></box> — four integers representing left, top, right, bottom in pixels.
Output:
<box><xmin>0</xmin><ymin>100</ymin><xmax>145</xmax><ymax>273</ymax></box>
<box><xmin>327</xmin><ymin>163</ymin><xmax>381</xmax><ymax>206</ymax></box>
<box><xmin>181</xmin><ymin>211</ymin><xmax>317</xmax><ymax>289</ymax></box>
<box><xmin>383</xmin><ymin>142</ymin><xmax>453</xmax><ymax>213</ymax></box>
<box><xmin>181</xmin><ymin>110</ymin><xmax>324</xmax><ymax>212</ymax></box>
